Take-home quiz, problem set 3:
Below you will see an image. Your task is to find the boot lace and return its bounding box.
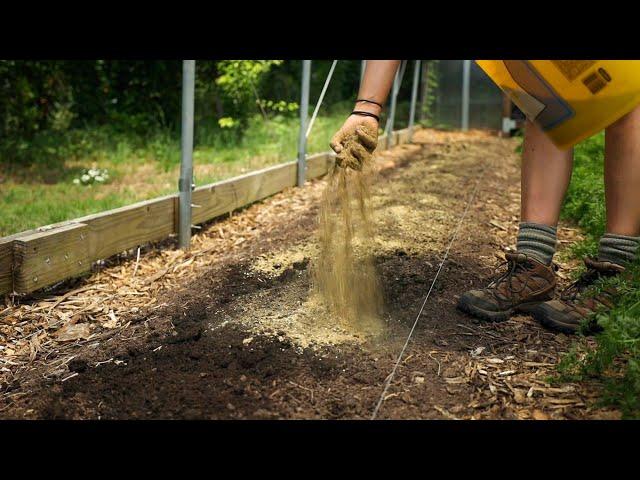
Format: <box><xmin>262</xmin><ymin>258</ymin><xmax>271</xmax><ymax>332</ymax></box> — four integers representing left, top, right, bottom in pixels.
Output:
<box><xmin>487</xmin><ymin>257</ymin><xmax>531</xmax><ymax>296</ymax></box>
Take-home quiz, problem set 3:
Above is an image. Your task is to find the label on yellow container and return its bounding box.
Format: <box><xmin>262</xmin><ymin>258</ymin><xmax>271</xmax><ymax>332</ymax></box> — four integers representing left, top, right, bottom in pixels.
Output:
<box><xmin>476</xmin><ymin>60</ymin><xmax>640</xmax><ymax>149</ymax></box>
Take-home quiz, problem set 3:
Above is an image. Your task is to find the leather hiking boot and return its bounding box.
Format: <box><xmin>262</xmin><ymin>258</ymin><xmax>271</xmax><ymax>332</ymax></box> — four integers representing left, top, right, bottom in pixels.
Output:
<box><xmin>457</xmin><ymin>252</ymin><xmax>557</xmax><ymax>322</ymax></box>
<box><xmin>528</xmin><ymin>257</ymin><xmax>625</xmax><ymax>334</ymax></box>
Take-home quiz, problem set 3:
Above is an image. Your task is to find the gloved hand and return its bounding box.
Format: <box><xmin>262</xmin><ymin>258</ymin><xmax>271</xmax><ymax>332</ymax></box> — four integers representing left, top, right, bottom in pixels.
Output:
<box><xmin>330</xmin><ymin>114</ymin><xmax>378</xmax><ymax>170</ymax></box>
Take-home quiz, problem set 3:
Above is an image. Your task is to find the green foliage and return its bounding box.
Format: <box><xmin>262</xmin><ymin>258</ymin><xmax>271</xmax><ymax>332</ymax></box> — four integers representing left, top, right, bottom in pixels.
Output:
<box><xmin>257</xmin><ymin>99</ymin><xmax>299</xmax><ymax>114</ymax></box>
<box><xmin>213</xmin><ymin>60</ymin><xmax>285</xmax><ymax>127</ymax></box>
<box><xmin>562</xmin><ymin>132</ymin><xmax>606</xmax><ymax>240</ymax></box>
<box><xmin>0</xmin><ymin>60</ymin><xmax>292</xmax><ymax>149</ymax></box>
<box><xmin>555</xmin><ymin>131</ymin><xmax>640</xmax><ymax>418</ymax></box>
<box><xmin>218</xmin><ymin>117</ymin><xmax>239</xmax><ymax>129</ymax></box>
<box><xmin>556</xmin><ymin>260</ymin><xmax>640</xmax><ymax>417</ymax></box>
<box><xmin>420</xmin><ymin>60</ymin><xmax>439</xmax><ymax>126</ymax></box>
<box><xmin>0</xmin><ymin>61</ymin><xmax>74</xmax><ymax>139</ymax></box>
<box><xmin>0</xmin><ymin>60</ymin><xmax>183</xmax><ymax>145</ymax></box>
<box><xmin>215</xmin><ymin>60</ymin><xmax>282</xmax><ymax>99</ymax></box>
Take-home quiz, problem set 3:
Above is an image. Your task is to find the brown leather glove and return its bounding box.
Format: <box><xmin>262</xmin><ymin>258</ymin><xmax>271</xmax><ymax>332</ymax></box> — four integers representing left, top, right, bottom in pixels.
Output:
<box><xmin>330</xmin><ymin>115</ymin><xmax>378</xmax><ymax>170</ymax></box>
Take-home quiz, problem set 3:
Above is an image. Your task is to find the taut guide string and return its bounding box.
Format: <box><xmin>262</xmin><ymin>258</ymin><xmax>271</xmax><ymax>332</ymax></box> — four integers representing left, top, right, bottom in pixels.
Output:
<box><xmin>371</xmin><ymin>164</ymin><xmax>488</xmax><ymax>420</ymax></box>
<box><xmin>306</xmin><ymin>60</ymin><xmax>338</xmax><ymax>140</ymax></box>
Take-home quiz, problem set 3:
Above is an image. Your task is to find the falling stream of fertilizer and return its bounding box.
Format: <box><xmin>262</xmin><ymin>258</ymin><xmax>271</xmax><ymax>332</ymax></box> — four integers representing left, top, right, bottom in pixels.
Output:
<box><xmin>310</xmin><ymin>137</ymin><xmax>383</xmax><ymax>333</ymax></box>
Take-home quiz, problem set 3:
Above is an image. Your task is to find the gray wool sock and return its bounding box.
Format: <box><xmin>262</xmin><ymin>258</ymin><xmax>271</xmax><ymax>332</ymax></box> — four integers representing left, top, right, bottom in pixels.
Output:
<box><xmin>598</xmin><ymin>233</ymin><xmax>640</xmax><ymax>266</ymax></box>
<box><xmin>515</xmin><ymin>222</ymin><xmax>557</xmax><ymax>265</ymax></box>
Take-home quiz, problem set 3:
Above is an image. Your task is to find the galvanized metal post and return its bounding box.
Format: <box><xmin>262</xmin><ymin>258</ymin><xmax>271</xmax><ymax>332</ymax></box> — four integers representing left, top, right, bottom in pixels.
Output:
<box><xmin>178</xmin><ymin>60</ymin><xmax>195</xmax><ymax>249</ymax></box>
<box><xmin>417</xmin><ymin>60</ymin><xmax>429</xmax><ymax>124</ymax></box>
<box><xmin>408</xmin><ymin>60</ymin><xmax>421</xmax><ymax>141</ymax></box>
<box><xmin>297</xmin><ymin>60</ymin><xmax>311</xmax><ymax>187</ymax></box>
<box><xmin>360</xmin><ymin>60</ymin><xmax>366</xmax><ymax>86</ymax></box>
<box><xmin>461</xmin><ymin>59</ymin><xmax>471</xmax><ymax>131</ymax></box>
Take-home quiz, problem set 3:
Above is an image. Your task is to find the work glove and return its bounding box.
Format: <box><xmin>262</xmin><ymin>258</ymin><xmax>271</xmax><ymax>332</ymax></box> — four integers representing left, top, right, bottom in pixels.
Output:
<box><xmin>330</xmin><ymin>115</ymin><xmax>378</xmax><ymax>170</ymax></box>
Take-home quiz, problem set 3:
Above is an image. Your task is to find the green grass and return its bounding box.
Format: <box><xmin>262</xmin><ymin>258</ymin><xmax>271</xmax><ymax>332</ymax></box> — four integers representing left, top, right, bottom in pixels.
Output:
<box><xmin>554</xmin><ymin>131</ymin><xmax>640</xmax><ymax>418</ymax></box>
<box><xmin>0</xmin><ymin>105</ymin><xmax>352</xmax><ymax>237</ymax></box>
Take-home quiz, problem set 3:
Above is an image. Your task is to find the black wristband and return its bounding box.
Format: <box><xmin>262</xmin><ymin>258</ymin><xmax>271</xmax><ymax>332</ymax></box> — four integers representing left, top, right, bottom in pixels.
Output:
<box><xmin>356</xmin><ymin>98</ymin><xmax>383</xmax><ymax>109</ymax></box>
<box><xmin>351</xmin><ymin>110</ymin><xmax>380</xmax><ymax>122</ymax></box>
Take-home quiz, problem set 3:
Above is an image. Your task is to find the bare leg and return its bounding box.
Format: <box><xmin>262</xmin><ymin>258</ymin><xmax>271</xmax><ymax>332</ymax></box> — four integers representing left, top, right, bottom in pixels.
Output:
<box><xmin>604</xmin><ymin>105</ymin><xmax>640</xmax><ymax>236</ymax></box>
<box><xmin>521</xmin><ymin>120</ymin><xmax>574</xmax><ymax>226</ymax></box>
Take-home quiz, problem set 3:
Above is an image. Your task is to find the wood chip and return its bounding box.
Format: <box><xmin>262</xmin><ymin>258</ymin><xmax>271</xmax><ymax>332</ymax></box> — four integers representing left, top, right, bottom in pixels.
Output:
<box><xmin>444</xmin><ymin>376</ymin><xmax>468</xmax><ymax>384</ymax></box>
<box><xmin>532</xmin><ymin>409</ymin><xmax>549</xmax><ymax>420</ymax></box>
<box><xmin>489</xmin><ymin>220</ymin><xmax>508</xmax><ymax>231</ymax></box>
<box><xmin>55</xmin><ymin>323</ymin><xmax>91</xmax><ymax>342</ymax></box>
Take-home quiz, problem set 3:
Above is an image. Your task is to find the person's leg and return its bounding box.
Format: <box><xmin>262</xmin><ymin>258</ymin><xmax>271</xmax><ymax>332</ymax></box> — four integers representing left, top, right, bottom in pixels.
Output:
<box><xmin>520</xmin><ymin>120</ymin><xmax>574</xmax><ymax>227</ymax></box>
<box><xmin>605</xmin><ymin>105</ymin><xmax>640</xmax><ymax>236</ymax></box>
<box><xmin>516</xmin><ymin>120</ymin><xmax>574</xmax><ymax>265</ymax></box>
<box><xmin>457</xmin><ymin>120</ymin><xmax>572</xmax><ymax>321</ymax></box>
<box><xmin>599</xmin><ymin>106</ymin><xmax>640</xmax><ymax>265</ymax></box>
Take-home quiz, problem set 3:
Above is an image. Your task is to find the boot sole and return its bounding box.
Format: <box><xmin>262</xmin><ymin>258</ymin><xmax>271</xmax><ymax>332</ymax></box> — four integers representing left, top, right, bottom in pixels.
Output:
<box><xmin>457</xmin><ymin>297</ymin><xmax>544</xmax><ymax>323</ymax></box>
<box><xmin>538</xmin><ymin>317</ymin><xmax>579</xmax><ymax>334</ymax></box>
<box><xmin>525</xmin><ymin>303</ymin><xmax>580</xmax><ymax>334</ymax></box>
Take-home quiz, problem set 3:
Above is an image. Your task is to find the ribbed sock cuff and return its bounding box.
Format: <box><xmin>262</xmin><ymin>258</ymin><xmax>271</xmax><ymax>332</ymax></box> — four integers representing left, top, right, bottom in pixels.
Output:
<box><xmin>516</xmin><ymin>222</ymin><xmax>557</xmax><ymax>265</ymax></box>
<box><xmin>598</xmin><ymin>233</ymin><xmax>640</xmax><ymax>266</ymax></box>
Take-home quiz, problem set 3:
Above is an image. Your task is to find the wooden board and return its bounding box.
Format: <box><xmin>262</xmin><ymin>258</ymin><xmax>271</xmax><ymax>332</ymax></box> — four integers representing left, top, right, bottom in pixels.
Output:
<box><xmin>191</xmin><ymin>153</ymin><xmax>334</xmax><ymax>226</ymax></box>
<box><xmin>0</xmin><ymin>226</ymin><xmax>63</xmax><ymax>295</ymax></box>
<box><xmin>0</xmin><ymin>196</ymin><xmax>176</xmax><ymax>295</ymax></box>
<box><xmin>13</xmin><ymin>223</ymin><xmax>90</xmax><ymax>294</ymax></box>
<box><xmin>75</xmin><ymin>195</ymin><xmax>176</xmax><ymax>261</ymax></box>
<box><xmin>191</xmin><ymin>162</ymin><xmax>297</xmax><ymax>225</ymax></box>
<box><xmin>396</xmin><ymin>128</ymin><xmax>411</xmax><ymax>145</ymax></box>
<box><xmin>0</xmin><ymin>238</ymin><xmax>13</xmax><ymax>295</ymax></box>
<box><xmin>306</xmin><ymin>152</ymin><xmax>333</xmax><ymax>179</ymax></box>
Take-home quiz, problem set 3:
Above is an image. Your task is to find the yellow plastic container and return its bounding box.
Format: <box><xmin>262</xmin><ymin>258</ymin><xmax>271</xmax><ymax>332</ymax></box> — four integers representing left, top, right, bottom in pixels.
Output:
<box><xmin>476</xmin><ymin>60</ymin><xmax>640</xmax><ymax>149</ymax></box>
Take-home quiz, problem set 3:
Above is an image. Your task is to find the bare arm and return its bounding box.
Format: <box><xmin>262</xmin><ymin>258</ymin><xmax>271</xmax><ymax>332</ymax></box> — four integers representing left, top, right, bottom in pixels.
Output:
<box><xmin>330</xmin><ymin>60</ymin><xmax>401</xmax><ymax>168</ymax></box>
<box><xmin>353</xmin><ymin>60</ymin><xmax>402</xmax><ymax>117</ymax></box>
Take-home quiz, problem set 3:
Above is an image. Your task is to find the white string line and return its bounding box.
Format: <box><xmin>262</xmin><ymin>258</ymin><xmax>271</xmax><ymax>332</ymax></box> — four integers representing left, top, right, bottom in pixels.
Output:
<box><xmin>371</xmin><ymin>165</ymin><xmax>488</xmax><ymax>420</ymax></box>
<box><xmin>306</xmin><ymin>60</ymin><xmax>338</xmax><ymax>139</ymax></box>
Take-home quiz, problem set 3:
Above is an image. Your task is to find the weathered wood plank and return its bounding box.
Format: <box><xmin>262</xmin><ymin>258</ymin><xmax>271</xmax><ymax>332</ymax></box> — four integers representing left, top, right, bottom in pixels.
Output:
<box><xmin>1</xmin><ymin>224</ymin><xmax>80</xmax><ymax>295</ymax></box>
<box><xmin>306</xmin><ymin>152</ymin><xmax>333</xmax><ymax>179</ymax></box>
<box><xmin>0</xmin><ymin>238</ymin><xmax>13</xmax><ymax>295</ymax></box>
<box><xmin>76</xmin><ymin>195</ymin><xmax>176</xmax><ymax>260</ymax></box>
<box><xmin>396</xmin><ymin>128</ymin><xmax>411</xmax><ymax>144</ymax></box>
<box><xmin>191</xmin><ymin>161</ymin><xmax>297</xmax><ymax>225</ymax></box>
<box><xmin>191</xmin><ymin>153</ymin><xmax>333</xmax><ymax>226</ymax></box>
<box><xmin>13</xmin><ymin>223</ymin><xmax>90</xmax><ymax>294</ymax></box>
